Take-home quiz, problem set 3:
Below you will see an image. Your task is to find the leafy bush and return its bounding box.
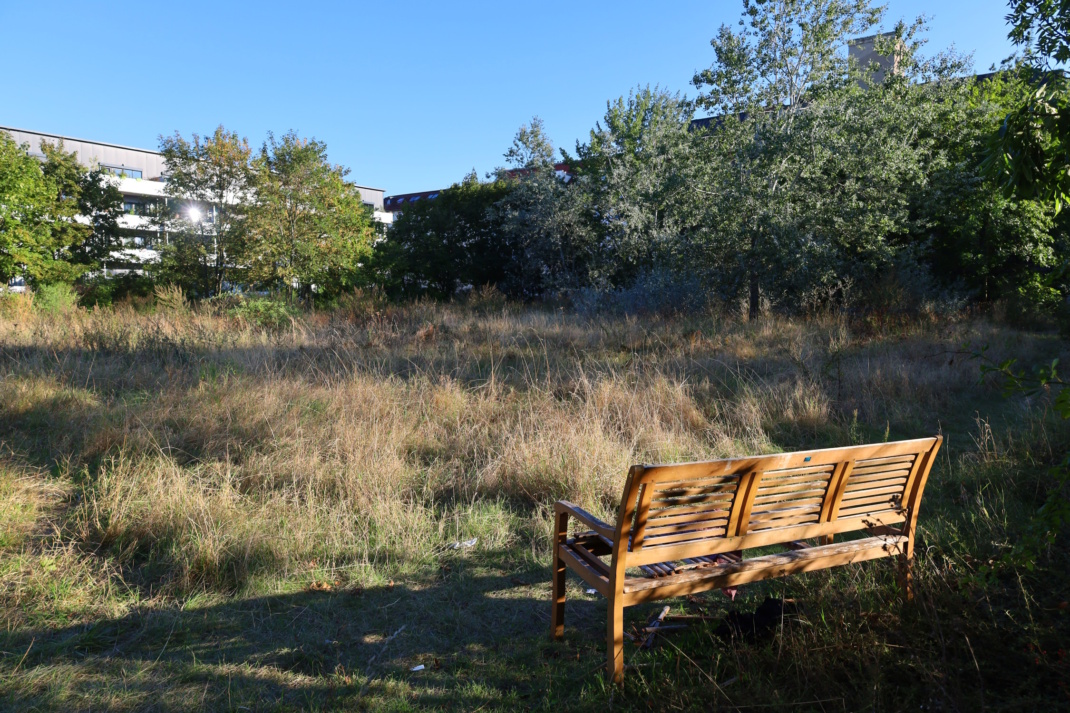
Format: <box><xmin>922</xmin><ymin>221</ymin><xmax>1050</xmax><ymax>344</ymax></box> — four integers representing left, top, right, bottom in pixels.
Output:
<box><xmin>79</xmin><ymin>273</ymin><xmax>156</xmax><ymax>309</ymax></box>
<box><xmin>228</xmin><ymin>296</ymin><xmax>298</xmax><ymax>329</ymax></box>
<box><xmin>572</xmin><ymin>268</ymin><xmax>710</xmax><ymax>316</ymax></box>
<box><xmin>34</xmin><ymin>283</ymin><xmax>79</xmax><ymax>315</ymax></box>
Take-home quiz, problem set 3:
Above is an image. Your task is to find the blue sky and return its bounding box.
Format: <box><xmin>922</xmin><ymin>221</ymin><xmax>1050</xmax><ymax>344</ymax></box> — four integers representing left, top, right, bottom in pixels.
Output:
<box><xmin>1</xmin><ymin>1</ymin><xmax>1018</xmax><ymax>195</ymax></box>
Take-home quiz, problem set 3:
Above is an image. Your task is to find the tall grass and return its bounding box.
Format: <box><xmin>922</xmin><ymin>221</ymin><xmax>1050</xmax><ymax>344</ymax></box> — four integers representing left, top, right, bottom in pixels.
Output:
<box><xmin>0</xmin><ymin>298</ymin><xmax>1066</xmax><ymax>709</ymax></box>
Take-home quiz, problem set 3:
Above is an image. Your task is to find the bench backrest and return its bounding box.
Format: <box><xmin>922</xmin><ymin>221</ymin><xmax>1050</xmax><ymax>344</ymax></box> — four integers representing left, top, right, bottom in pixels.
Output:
<box><xmin>614</xmin><ymin>437</ymin><xmax>942</xmax><ymax>568</ymax></box>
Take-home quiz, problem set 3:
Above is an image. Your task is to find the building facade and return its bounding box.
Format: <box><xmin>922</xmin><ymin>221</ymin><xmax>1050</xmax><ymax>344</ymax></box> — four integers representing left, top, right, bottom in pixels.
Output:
<box><xmin>2</xmin><ymin>126</ymin><xmax>390</xmax><ymax>280</ymax></box>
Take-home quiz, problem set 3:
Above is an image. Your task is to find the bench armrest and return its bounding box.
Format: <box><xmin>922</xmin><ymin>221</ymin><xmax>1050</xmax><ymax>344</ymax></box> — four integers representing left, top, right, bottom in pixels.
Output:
<box><xmin>554</xmin><ymin>500</ymin><xmax>616</xmax><ymax>540</ymax></box>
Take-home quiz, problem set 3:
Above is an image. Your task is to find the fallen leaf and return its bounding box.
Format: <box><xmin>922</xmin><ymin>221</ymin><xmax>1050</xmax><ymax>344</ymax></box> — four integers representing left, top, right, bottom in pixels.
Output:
<box><xmin>309</xmin><ymin>581</ymin><xmax>333</xmax><ymax>592</ymax></box>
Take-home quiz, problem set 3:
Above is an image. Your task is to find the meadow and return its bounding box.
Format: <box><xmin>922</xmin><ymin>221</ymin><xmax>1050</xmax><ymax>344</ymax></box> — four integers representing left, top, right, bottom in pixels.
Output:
<box><xmin>0</xmin><ymin>292</ymin><xmax>1066</xmax><ymax>711</ymax></box>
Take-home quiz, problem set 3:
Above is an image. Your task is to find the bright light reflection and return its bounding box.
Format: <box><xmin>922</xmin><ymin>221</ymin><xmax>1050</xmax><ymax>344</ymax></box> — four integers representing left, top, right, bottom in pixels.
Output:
<box><xmin>188</xmin><ymin>207</ymin><xmax>202</xmax><ymax>222</ymax></box>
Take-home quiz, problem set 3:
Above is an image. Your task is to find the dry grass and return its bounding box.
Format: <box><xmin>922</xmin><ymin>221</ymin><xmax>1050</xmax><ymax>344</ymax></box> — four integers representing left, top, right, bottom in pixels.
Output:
<box><xmin>0</xmin><ymin>298</ymin><xmax>1066</xmax><ymax>710</ymax></box>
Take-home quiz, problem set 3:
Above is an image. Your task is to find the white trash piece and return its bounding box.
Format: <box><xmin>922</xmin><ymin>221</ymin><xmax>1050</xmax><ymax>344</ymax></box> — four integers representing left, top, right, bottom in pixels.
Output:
<box><xmin>410</xmin><ymin>664</ymin><xmax>425</xmax><ymax>672</ymax></box>
<box><xmin>448</xmin><ymin>538</ymin><xmax>478</xmax><ymax>550</ymax></box>
<box><xmin>586</xmin><ymin>588</ymin><xmax>597</xmax><ymax>595</ymax></box>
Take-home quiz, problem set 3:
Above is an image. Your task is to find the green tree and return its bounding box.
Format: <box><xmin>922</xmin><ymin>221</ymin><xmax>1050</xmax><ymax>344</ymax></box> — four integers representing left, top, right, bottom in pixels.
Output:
<box><xmin>923</xmin><ymin>71</ymin><xmax>1059</xmax><ymax>306</ymax></box>
<box><xmin>377</xmin><ymin>172</ymin><xmax>513</xmax><ymax>298</ymax></box>
<box><xmin>565</xmin><ymin>87</ymin><xmax>696</xmax><ymax>289</ymax></box>
<box><xmin>246</xmin><ymin>131</ymin><xmax>378</xmax><ymax>303</ymax></box>
<box><xmin>985</xmin><ymin>1</ymin><xmax>1070</xmax><ymax>209</ymax></box>
<box><xmin>39</xmin><ymin>140</ymin><xmax>123</xmax><ymax>269</ymax></box>
<box><xmin>155</xmin><ymin>126</ymin><xmax>252</xmax><ymax>297</ymax></box>
<box><xmin>503</xmin><ymin>116</ymin><xmax>556</xmax><ymax>170</ymax></box>
<box><xmin>0</xmin><ymin>133</ymin><xmax>94</xmax><ymax>286</ymax></box>
<box><xmin>691</xmin><ymin>0</ymin><xmax>885</xmax><ymax>319</ymax></box>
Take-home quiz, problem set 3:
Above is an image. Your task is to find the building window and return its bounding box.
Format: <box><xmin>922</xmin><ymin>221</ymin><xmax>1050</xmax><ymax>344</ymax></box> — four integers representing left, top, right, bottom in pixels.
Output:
<box><xmin>100</xmin><ymin>164</ymin><xmax>143</xmax><ymax>179</ymax></box>
<box><xmin>122</xmin><ymin>199</ymin><xmax>158</xmax><ymax>216</ymax></box>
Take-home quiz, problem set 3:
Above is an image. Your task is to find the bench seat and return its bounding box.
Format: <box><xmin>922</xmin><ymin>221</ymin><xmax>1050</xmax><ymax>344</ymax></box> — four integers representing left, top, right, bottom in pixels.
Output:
<box><xmin>559</xmin><ymin>531</ymin><xmax>908</xmax><ymax>602</ymax></box>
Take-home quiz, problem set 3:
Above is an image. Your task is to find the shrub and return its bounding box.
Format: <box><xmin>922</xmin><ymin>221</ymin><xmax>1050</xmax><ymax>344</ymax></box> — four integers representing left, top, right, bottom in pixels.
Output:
<box><xmin>154</xmin><ymin>284</ymin><xmax>190</xmax><ymax>314</ymax></box>
<box><xmin>0</xmin><ymin>290</ymin><xmax>34</xmax><ymax>321</ymax></box>
<box><xmin>33</xmin><ymin>283</ymin><xmax>79</xmax><ymax>315</ymax></box>
<box><xmin>78</xmin><ymin>273</ymin><xmax>156</xmax><ymax>309</ymax></box>
<box><xmin>229</xmin><ymin>296</ymin><xmax>298</xmax><ymax>329</ymax></box>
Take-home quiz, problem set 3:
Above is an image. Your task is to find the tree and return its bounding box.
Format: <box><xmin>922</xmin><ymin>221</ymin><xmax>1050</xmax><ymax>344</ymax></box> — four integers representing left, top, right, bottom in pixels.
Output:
<box><xmin>39</xmin><ymin>140</ymin><xmax>123</xmax><ymax>269</ymax></box>
<box><xmin>155</xmin><ymin>126</ymin><xmax>252</xmax><ymax>297</ymax></box>
<box><xmin>503</xmin><ymin>116</ymin><xmax>556</xmax><ymax>170</ymax></box>
<box><xmin>377</xmin><ymin>172</ymin><xmax>513</xmax><ymax>297</ymax></box>
<box><xmin>691</xmin><ymin>0</ymin><xmax>884</xmax><ymax>318</ymax></box>
<box><xmin>985</xmin><ymin>1</ymin><xmax>1070</xmax><ymax>209</ymax></box>
<box><xmin>0</xmin><ymin>133</ymin><xmax>109</xmax><ymax>287</ymax></box>
<box><xmin>565</xmin><ymin>87</ymin><xmax>696</xmax><ymax>289</ymax></box>
<box><xmin>921</xmin><ymin>71</ymin><xmax>1059</xmax><ymax>306</ymax></box>
<box><xmin>246</xmin><ymin>131</ymin><xmax>378</xmax><ymax>302</ymax></box>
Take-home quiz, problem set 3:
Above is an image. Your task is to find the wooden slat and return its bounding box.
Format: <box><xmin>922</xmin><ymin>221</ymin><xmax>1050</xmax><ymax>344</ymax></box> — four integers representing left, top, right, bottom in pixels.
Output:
<box><xmin>647</xmin><ymin>501</ymin><xmax>733</xmax><ymax>521</ymax></box>
<box><xmin>748</xmin><ymin>512</ymin><xmax>824</xmax><ymax>531</ymax></box>
<box><xmin>837</xmin><ymin>506</ymin><xmax>901</xmax><ymax>520</ymax></box>
<box><xmin>630</xmin><ymin>483</ymin><xmax>655</xmax><ymax>550</ymax></box>
<box><xmin>751</xmin><ymin>495</ymin><xmax>826</xmax><ymax>511</ymax></box>
<box><xmin>753</xmin><ymin>480</ymin><xmax>830</xmax><ymax>499</ymax></box>
<box><xmin>643</xmin><ymin>517</ymin><xmax>730</xmax><ymax>537</ymax></box>
<box><xmin>843</xmin><ymin>472</ymin><xmax>908</xmax><ymax>487</ymax></box>
<box><xmin>622</xmin><ymin>535</ymin><xmax>909</xmax><ymax>602</ymax></box>
<box><xmin>652</xmin><ymin>480</ymin><xmax>739</xmax><ymax>497</ymax></box>
<box><xmin>838</xmin><ymin>491</ymin><xmax>903</xmax><ymax>509</ymax></box>
<box><xmin>642</xmin><ymin>525</ymin><xmax>728</xmax><ymax>546</ymax></box>
<box><xmin>649</xmin><ymin>492</ymin><xmax>736</xmax><ymax>509</ymax></box>
<box><xmin>760</xmin><ymin>465</ymin><xmax>837</xmax><ymax>480</ymax></box>
<box><xmin>623</xmin><ymin>511</ymin><xmax>907</xmax><ymax>566</ymax></box>
<box><xmin>842</xmin><ymin>483</ymin><xmax>906</xmax><ymax>500</ymax></box>
<box><xmin>853</xmin><ymin>454</ymin><xmax>917</xmax><ymax>468</ymax></box>
<box><xmin>638</xmin><ymin>438</ymin><xmax>937</xmax><ymax>483</ymax></box>
<box><xmin>849</xmin><ymin>462</ymin><xmax>913</xmax><ymax>476</ymax></box>
<box><xmin>644</xmin><ymin>510</ymin><xmax>731</xmax><ymax>531</ymax></box>
<box><xmin>559</xmin><ymin>546</ymin><xmax>610</xmax><ymax>595</ymax></box>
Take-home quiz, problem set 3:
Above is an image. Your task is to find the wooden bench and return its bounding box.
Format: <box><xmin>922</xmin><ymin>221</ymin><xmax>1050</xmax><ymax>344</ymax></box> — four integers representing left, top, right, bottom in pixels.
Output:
<box><xmin>550</xmin><ymin>436</ymin><xmax>942</xmax><ymax>682</ymax></box>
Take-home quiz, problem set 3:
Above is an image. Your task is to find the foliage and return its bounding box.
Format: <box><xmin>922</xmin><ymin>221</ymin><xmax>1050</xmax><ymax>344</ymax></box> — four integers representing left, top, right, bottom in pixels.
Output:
<box><xmin>985</xmin><ymin>1</ymin><xmax>1070</xmax><ymax>211</ymax></box>
<box><xmin>225</xmin><ymin>295</ymin><xmax>298</xmax><ymax>329</ymax></box>
<box><xmin>39</xmin><ymin>140</ymin><xmax>123</xmax><ymax>269</ymax></box>
<box><xmin>154</xmin><ymin>126</ymin><xmax>253</xmax><ymax>297</ymax></box>
<box><xmin>378</xmin><ymin>171</ymin><xmax>514</xmax><ymax>297</ymax></box>
<box><xmin>0</xmin><ymin>133</ymin><xmax>86</xmax><ymax>286</ymax></box>
<box><xmin>503</xmin><ymin>116</ymin><xmax>556</xmax><ymax>170</ymax></box>
<box><xmin>153</xmin><ymin>283</ymin><xmax>189</xmax><ymax>313</ymax></box>
<box><xmin>979</xmin><ymin>351</ymin><xmax>1070</xmax><ymax>569</ymax></box>
<box><xmin>246</xmin><ymin>131</ymin><xmax>378</xmax><ymax>303</ymax></box>
<box><xmin>565</xmin><ymin>88</ymin><xmax>696</xmax><ymax>289</ymax></box>
<box><xmin>77</xmin><ymin>272</ymin><xmax>155</xmax><ymax>309</ymax></box>
<box><xmin>33</xmin><ymin>282</ymin><xmax>79</xmax><ymax>315</ymax></box>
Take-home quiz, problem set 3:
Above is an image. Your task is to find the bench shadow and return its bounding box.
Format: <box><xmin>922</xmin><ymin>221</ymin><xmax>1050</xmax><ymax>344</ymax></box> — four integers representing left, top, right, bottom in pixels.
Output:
<box><xmin>0</xmin><ymin>551</ymin><xmax>640</xmax><ymax>711</ymax></box>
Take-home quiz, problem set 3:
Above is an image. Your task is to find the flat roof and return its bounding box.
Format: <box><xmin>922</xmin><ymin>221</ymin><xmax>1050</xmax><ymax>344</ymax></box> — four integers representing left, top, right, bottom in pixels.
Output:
<box><xmin>2</xmin><ymin>125</ymin><xmax>384</xmax><ymax>191</ymax></box>
<box><xmin>0</xmin><ymin>125</ymin><xmax>163</xmax><ymax>155</ymax></box>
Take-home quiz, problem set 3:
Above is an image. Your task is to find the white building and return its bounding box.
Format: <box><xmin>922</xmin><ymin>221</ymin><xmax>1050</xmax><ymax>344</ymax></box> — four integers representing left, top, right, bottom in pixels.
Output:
<box><xmin>1</xmin><ymin>126</ymin><xmax>390</xmax><ymax>278</ymax></box>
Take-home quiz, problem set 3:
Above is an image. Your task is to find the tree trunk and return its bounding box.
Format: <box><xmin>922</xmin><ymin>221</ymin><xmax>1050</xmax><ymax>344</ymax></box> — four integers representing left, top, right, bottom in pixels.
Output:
<box><xmin>748</xmin><ymin>233</ymin><xmax>760</xmax><ymax>321</ymax></box>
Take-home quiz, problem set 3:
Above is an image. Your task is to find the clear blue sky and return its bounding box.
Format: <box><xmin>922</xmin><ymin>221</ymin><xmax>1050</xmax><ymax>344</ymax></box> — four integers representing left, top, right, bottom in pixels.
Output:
<box><xmin>1</xmin><ymin>0</ymin><xmax>1018</xmax><ymax>195</ymax></box>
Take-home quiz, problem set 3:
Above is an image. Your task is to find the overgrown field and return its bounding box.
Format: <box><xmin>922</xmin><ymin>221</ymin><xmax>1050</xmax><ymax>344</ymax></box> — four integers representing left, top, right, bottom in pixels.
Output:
<box><xmin>0</xmin><ymin>295</ymin><xmax>1067</xmax><ymax>711</ymax></box>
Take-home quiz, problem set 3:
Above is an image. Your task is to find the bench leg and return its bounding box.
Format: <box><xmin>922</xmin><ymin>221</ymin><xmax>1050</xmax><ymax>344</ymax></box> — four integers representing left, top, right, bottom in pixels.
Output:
<box><xmin>607</xmin><ymin>597</ymin><xmax>624</xmax><ymax>683</ymax></box>
<box><xmin>551</xmin><ymin>511</ymin><xmax>568</xmax><ymax>640</ymax></box>
<box><xmin>898</xmin><ymin>553</ymin><xmax>914</xmax><ymax>602</ymax></box>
